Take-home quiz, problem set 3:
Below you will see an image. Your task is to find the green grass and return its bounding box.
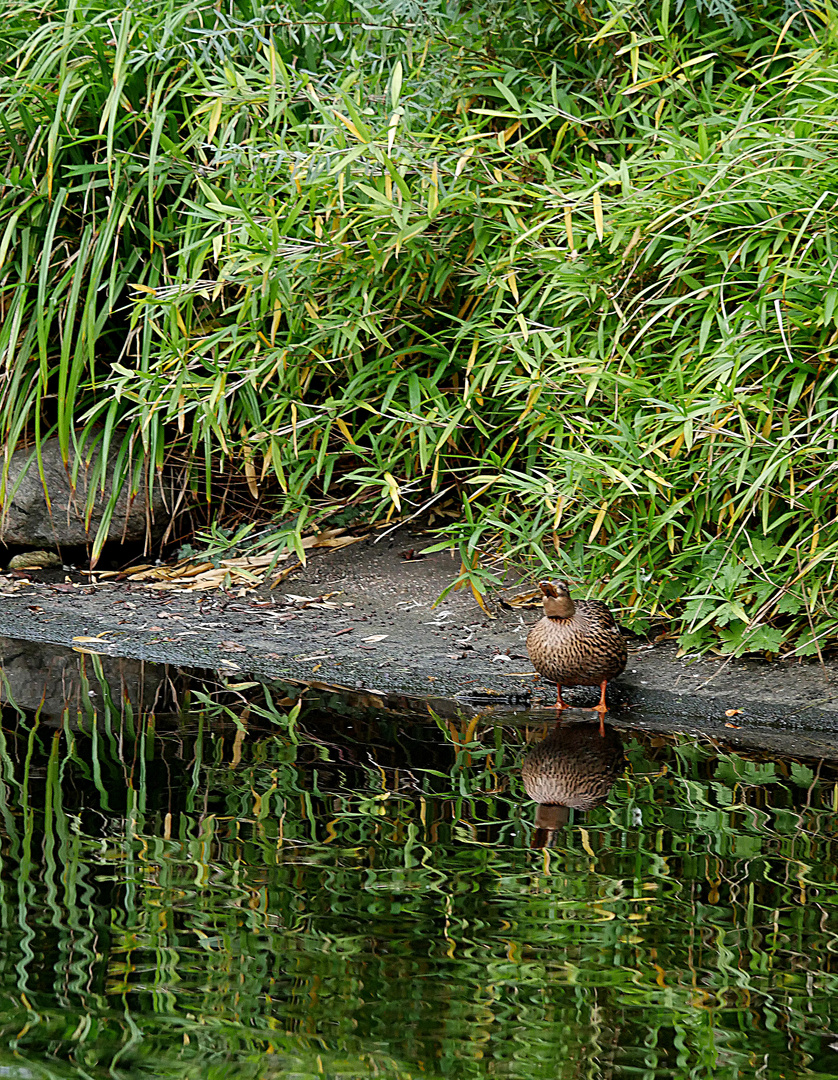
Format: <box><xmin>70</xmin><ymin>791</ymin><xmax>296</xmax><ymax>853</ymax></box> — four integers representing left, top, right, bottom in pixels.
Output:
<box><xmin>2</xmin><ymin>0</ymin><xmax>838</xmax><ymax>654</ymax></box>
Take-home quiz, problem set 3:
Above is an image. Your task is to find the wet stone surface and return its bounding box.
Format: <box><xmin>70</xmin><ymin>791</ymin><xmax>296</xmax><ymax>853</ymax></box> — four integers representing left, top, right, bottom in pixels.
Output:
<box><xmin>0</xmin><ymin>529</ymin><xmax>836</xmax><ymax>750</ymax></box>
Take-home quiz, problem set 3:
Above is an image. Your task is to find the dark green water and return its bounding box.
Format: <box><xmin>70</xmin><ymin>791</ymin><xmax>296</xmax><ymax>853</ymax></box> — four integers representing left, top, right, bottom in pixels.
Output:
<box><xmin>1</xmin><ymin>647</ymin><xmax>838</xmax><ymax>1079</ymax></box>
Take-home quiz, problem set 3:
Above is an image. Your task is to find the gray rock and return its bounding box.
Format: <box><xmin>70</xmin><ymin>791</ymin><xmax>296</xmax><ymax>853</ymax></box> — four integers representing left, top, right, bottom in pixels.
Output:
<box><xmin>7</xmin><ymin>550</ymin><xmax>62</xmax><ymax>570</ymax></box>
<box><xmin>0</xmin><ymin>636</ymin><xmax>171</xmax><ymax>721</ymax></box>
<box><xmin>0</xmin><ymin>437</ymin><xmax>166</xmax><ymax>547</ymax></box>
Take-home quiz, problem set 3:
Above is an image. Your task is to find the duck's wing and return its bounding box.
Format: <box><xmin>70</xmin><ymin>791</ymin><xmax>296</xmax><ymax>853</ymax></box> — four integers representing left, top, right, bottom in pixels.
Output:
<box><xmin>577</xmin><ymin>599</ymin><xmax>621</xmax><ymax>631</ymax></box>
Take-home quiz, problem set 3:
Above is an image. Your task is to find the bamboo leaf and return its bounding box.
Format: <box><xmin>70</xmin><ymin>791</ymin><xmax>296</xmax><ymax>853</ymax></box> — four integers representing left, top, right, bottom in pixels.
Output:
<box><xmin>592</xmin><ymin>189</ymin><xmax>604</xmax><ymax>241</ymax></box>
<box><xmin>390</xmin><ymin>60</ymin><xmax>403</xmax><ymax>109</ymax></box>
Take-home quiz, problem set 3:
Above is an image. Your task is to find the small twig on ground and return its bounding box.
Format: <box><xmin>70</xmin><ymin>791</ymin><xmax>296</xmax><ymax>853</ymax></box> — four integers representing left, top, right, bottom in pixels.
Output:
<box><xmin>374</xmin><ymin>485</ymin><xmax>455</xmax><ymax>544</ymax></box>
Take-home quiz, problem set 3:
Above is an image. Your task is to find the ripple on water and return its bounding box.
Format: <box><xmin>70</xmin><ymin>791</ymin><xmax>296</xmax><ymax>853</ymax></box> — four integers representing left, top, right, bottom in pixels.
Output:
<box><xmin>0</xmin><ymin>654</ymin><xmax>836</xmax><ymax>1078</ymax></box>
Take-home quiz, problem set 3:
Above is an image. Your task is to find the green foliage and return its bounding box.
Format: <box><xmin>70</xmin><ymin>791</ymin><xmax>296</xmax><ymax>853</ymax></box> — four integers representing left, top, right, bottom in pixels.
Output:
<box><xmin>3</xmin><ymin>0</ymin><xmax>838</xmax><ymax>652</ymax></box>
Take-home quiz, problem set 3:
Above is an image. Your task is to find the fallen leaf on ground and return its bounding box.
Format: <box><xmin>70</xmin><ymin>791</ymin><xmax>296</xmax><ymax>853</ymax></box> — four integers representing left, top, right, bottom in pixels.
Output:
<box><xmin>503</xmin><ymin>589</ymin><xmax>542</xmax><ymax>607</ymax></box>
<box><xmin>101</xmin><ymin>530</ymin><xmax>368</xmax><ymax>594</ymax></box>
<box><xmin>361</xmin><ymin>634</ymin><xmax>388</xmax><ymax>642</ymax></box>
<box><xmin>284</xmin><ymin>592</ymin><xmax>340</xmax><ymax>609</ymax></box>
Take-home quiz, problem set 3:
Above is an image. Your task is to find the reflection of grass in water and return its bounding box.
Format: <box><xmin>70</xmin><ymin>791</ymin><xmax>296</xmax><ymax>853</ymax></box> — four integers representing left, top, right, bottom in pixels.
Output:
<box><xmin>0</xmin><ymin>672</ymin><xmax>837</xmax><ymax>1078</ymax></box>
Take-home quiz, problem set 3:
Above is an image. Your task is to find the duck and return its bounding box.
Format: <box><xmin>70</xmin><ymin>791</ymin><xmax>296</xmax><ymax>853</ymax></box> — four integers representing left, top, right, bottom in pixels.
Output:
<box><xmin>522</xmin><ymin>721</ymin><xmax>625</xmax><ymax>846</ymax></box>
<box><xmin>526</xmin><ymin>580</ymin><xmax>627</xmax><ymax>734</ymax></box>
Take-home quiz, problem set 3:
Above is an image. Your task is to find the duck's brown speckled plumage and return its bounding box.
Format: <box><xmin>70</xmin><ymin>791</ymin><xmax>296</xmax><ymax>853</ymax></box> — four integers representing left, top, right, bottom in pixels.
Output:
<box><xmin>526</xmin><ymin>581</ymin><xmax>627</xmax><ymax>724</ymax></box>
<box><xmin>522</xmin><ymin>723</ymin><xmax>625</xmax><ymax>809</ymax></box>
<box><xmin>523</xmin><ymin>722</ymin><xmax>625</xmax><ymax>847</ymax></box>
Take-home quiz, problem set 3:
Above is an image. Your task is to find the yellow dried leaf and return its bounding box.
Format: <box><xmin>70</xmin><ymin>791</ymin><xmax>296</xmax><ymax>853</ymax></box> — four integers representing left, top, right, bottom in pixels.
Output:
<box><xmin>564</xmin><ymin>205</ymin><xmax>575</xmax><ymax>253</ymax></box>
<box><xmin>207</xmin><ymin>97</ymin><xmax>223</xmax><ymax>143</ymax></box>
<box><xmin>454</xmin><ymin>147</ymin><xmax>474</xmax><ymax>178</ymax></box>
<box><xmin>219</xmin><ymin>555</ymin><xmax>275</xmax><ymax>569</ymax></box>
<box><xmin>333</xmin><ymin>111</ymin><xmax>364</xmax><ymax>141</ymax></box>
<box><xmin>504</xmin><ymin>589</ymin><xmax>541</xmax><ymax>607</ymax></box>
<box><xmin>623</xmin><ymin>226</ymin><xmax>642</xmax><ymax>260</ymax></box>
<box><xmin>502</xmin><ymin>121</ymin><xmax>521</xmax><ymax>146</ymax></box>
<box><xmin>428</xmin><ymin>161</ymin><xmax>438</xmax><ymax>215</ymax></box>
<box><xmin>243</xmin><ymin>450</ymin><xmax>259</xmax><ymax>500</ymax></box>
<box><xmin>315</xmin><ymin>535</ymin><xmax>366</xmax><ymax>549</ymax></box>
<box><xmin>470</xmin><ymin>579</ymin><xmax>494</xmax><ymax>617</ymax></box>
<box><xmin>592</xmin><ymin>189</ymin><xmax>604</xmax><ymax>241</ymax></box>
<box><xmin>270</xmin><ymin>305</ymin><xmax>282</xmax><ymax>346</ymax></box>
<box><xmin>643</xmin><ymin>468</ymin><xmax>672</xmax><ymax>488</ymax></box>
<box><xmin>177</xmin><ymin>561</ymin><xmax>217</xmax><ymax>577</ymax></box>
<box><xmin>384</xmin><ymin>472</ymin><xmax>401</xmax><ymax>511</ymax></box>
<box><xmin>588</xmin><ymin>502</ymin><xmax>607</xmax><ymax>543</ymax></box>
<box><xmin>335</xmin><ymin>416</ymin><xmax>357</xmax><ymax>445</ymax></box>
<box><xmin>387</xmin><ymin>110</ymin><xmax>400</xmax><ymax>155</ymax></box>
<box><xmin>466</xmin><ymin>336</ymin><xmax>479</xmax><ymax>376</ymax></box>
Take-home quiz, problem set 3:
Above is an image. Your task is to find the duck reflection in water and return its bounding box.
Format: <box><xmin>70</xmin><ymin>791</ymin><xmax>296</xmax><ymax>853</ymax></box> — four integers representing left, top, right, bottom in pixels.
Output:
<box><xmin>522</xmin><ymin>721</ymin><xmax>625</xmax><ymax>848</ymax></box>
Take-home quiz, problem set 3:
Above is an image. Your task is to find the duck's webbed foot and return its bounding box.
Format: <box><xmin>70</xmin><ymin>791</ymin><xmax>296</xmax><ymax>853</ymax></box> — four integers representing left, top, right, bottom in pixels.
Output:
<box><xmin>555</xmin><ymin>685</ymin><xmax>570</xmax><ymax>711</ymax></box>
<box><xmin>593</xmin><ymin>679</ymin><xmax>609</xmax><ymax>736</ymax></box>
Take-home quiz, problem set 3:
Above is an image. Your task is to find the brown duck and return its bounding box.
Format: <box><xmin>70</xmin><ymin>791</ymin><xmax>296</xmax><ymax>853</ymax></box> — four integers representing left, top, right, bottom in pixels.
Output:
<box><xmin>526</xmin><ymin>581</ymin><xmax>627</xmax><ymax>733</ymax></box>
<box><xmin>522</xmin><ymin>722</ymin><xmax>625</xmax><ymax>846</ymax></box>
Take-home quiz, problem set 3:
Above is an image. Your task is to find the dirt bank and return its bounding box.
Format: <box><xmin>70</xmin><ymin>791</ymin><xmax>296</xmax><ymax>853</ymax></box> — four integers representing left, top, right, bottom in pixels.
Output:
<box><xmin>0</xmin><ymin>529</ymin><xmax>835</xmax><ymax>750</ymax></box>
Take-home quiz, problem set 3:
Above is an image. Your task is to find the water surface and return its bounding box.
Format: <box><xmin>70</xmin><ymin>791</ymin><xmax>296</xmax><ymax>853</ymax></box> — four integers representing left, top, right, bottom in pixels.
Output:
<box><xmin>0</xmin><ymin>642</ymin><xmax>836</xmax><ymax>1079</ymax></box>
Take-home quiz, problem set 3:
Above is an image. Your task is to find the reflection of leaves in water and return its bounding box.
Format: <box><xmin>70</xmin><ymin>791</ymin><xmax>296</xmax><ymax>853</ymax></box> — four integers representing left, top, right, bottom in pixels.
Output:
<box><xmin>714</xmin><ymin>757</ymin><xmax>778</xmax><ymax>787</ymax></box>
<box><xmin>0</xmin><ymin>665</ymin><xmax>838</xmax><ymax>1078</ymax></box>
<box><xmin>790</xmin><ymin>762</ymin><xmax>816</xmax><ymax>787</ymax></box>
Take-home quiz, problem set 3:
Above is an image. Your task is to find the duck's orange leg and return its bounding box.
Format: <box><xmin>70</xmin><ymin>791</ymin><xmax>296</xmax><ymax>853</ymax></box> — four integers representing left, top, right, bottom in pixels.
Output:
<box><xmin>555</xmin><ymin>685</ymin><xmax>570</xmax><ymax>710</ymax></box>
<box><xmin>593</xmin><ymin>679</ymin><xmax>608</xmax><ymax>736</ymax></box>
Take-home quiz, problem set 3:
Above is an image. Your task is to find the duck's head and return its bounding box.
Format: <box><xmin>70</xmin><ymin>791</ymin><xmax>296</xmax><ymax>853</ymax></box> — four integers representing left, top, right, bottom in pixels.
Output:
<box><xmin>539</xmin><ymin>580</ymin><xmax>575</xmax><ymax>619</ymax></box>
